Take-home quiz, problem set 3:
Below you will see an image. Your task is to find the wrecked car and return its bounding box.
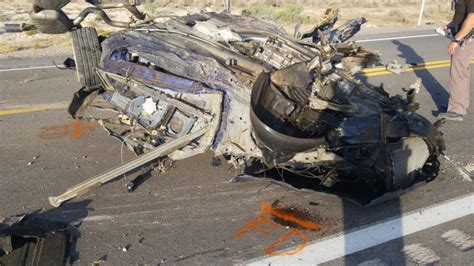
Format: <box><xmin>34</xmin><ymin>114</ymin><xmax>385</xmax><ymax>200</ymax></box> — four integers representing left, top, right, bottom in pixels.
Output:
<box><xmin>0</xmin><ymin>213</ymin><xmax>78</xmax><ymax>265</ymax></box>
<box><xmin>6</xmin><ymin>0</ymin><xmax>445</xmax><ymax>206</ymax></box>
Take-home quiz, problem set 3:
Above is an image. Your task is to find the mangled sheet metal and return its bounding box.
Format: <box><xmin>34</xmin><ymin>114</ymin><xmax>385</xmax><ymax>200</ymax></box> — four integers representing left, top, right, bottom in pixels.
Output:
<box><xmin>7</xmin><ymin>2</ymin><xmax>445</xmax><ymax>206</ymax></box>
<box><xmin>0</xmin><ymin>213</ymin><xmax>78</xmax><ymax>266</ymax></box>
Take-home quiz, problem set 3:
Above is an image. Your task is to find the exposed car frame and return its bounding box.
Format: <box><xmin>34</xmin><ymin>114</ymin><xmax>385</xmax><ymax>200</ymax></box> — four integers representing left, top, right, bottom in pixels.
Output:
<box><xmin>5</xmin><ymin>0</ymin><xmax>445</xmax><ymax>207</ymax></box>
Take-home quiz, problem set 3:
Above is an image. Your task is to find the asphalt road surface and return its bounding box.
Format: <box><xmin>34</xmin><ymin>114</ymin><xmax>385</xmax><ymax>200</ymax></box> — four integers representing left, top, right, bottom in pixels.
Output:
<box><xmin>0</xmin><ymin>29</ymin><xmax>473</xmax><ymax>265</ymax></box>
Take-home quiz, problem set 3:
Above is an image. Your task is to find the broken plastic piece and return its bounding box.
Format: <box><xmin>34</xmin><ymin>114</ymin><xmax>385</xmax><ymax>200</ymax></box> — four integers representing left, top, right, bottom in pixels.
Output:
<box><xmin>386</xmin><ymin>60</ymin><xmax>410</xmax><ymax>75</ymax></box>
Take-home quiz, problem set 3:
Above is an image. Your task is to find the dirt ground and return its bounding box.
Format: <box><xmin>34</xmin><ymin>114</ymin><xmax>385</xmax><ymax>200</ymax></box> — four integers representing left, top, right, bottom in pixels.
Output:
<box><xmin>0</xmin><ymin>1</ymin><xmax>454</xmax><ymax>56</ymax></box>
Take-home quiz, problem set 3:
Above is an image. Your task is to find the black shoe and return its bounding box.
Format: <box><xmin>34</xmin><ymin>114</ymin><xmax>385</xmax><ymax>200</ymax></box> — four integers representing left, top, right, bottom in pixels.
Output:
<box><xmin>438</xmin><ymin>111</ymin><xmax>464</xmax><ymax>121</ymax></box>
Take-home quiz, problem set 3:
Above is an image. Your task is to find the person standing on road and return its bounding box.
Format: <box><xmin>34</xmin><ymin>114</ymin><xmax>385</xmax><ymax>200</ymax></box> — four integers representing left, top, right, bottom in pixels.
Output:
<box><xmin>438</xmin><ymin>0</ymin><xmax>474</xmax><ymax>121</ymax></box>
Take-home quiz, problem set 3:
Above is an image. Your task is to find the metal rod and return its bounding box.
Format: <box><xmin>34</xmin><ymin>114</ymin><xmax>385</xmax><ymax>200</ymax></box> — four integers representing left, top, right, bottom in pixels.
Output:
<box><xmin>86</xmin><ymin>0</ymin><xmax>146</xmax><ymax>20</ymax></box>
<box><xmin>73</xmin><ymin>7</ymin><xmax>130</xmax><ymax>28</ymax></box>
<box><xmin>233</xmin><ymin>28</ymin><xmax>317</xmax><ymax>58</ymax></box>
<box><xmin>48</xmin><ymin>128</ymin><xmax>208</xmax><ymax>207</ymax></box>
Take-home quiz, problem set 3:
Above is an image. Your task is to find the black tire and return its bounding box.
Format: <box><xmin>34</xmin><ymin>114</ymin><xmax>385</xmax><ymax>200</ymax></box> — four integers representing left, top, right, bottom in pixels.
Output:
<box><xmin>71</xmin><ymin>27</ymin><xmax>102</xmax><ymax>89</ymax></box>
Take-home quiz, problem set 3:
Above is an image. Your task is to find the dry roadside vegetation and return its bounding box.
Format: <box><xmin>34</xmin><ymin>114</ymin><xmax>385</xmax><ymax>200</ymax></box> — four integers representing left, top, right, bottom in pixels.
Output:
<box><xmin>0</xmin><ymin>0</ymin><xmax>454</xmax><ymax>55</ymax></box>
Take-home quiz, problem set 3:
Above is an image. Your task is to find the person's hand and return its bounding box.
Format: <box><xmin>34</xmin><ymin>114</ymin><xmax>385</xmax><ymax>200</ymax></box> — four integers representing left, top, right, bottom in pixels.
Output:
<box><xmin>448</xmin><ymin>41</ymin><xmax>459</xmax><ymax>55</ymax></box>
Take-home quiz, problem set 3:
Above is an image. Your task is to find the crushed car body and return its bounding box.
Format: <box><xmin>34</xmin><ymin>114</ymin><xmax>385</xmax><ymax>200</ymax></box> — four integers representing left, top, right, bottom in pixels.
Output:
<box><xmin>6</xmin><ymin>0</ymin><xmax>445</xmax><ymax>206</ymax></box>
<box><xmin>0</xmin><ymin>213</ymin><xmax>78</xmax><ymax>266</ymax></box>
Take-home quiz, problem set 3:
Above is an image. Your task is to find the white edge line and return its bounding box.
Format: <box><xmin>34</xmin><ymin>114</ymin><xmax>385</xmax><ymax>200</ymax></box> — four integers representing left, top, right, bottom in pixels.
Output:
<box><xmin>246</xmin><ymin>193</ymin><xmax>474</xmax><ymax>265</ymax></box>
<box><xmin>0</xmin><ymin>65</ymin><xmax>59</xmax><ymax>73</ymax></box>
<box><xmin>356</xmin><ymin>33</ymin><xmax>439</xmax><ymax>43</ymax></box>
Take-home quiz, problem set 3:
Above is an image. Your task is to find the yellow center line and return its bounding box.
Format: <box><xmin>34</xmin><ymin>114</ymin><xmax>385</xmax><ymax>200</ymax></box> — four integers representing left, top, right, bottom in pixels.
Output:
<box><xmin>0</xmin><ymin>108</ymin><xmax>46</xmax><ymax>116</ymax></box>
<box><xmin>0</xmin><ymin>102</ymin><xmax>69</xmax><ymax>116</ymax></box>
<box><xmin>362</xmin><ymin>59</ymin><xmax>474</xmax><ymax>77</ymax></box>
<box><xmin>362</xmin><ymin>59</ymin><xmax>452</xmax><ymax>73</ymax></box>
<box><xmin>0</xmin><ymin>58</ymin><xmax>469</xmax><ymax>117</ymax></box>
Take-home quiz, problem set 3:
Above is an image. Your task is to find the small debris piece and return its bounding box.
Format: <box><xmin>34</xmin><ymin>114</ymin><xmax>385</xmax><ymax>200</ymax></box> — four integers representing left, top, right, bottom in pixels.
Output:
<box><xmin>386</xmin><ymin>60</ymin><xmax>410</xmax><ymax>75</ymax></box>
<box><xmin>62</xmin><ymin>57</ymin><xmax>76</xmax><ymax>69</ymax></box>
<box><xmin>33</xmin><ymin>156</ymin><xmax>40</xmax><ymax>160</ymax></box>
<box><xmin>27</xmin><ymin>162</ymin><xmax>34</xmax><ymax>166</ymax></box>
<box><xmin>92</xmin><ymin>254</ymin><xmax>108</xmax><ymax>265</ymax></box>
<box><xmin>211</xmin><ymin>157</ymin><xmax>222</xmax><ymax>166</ymax></box>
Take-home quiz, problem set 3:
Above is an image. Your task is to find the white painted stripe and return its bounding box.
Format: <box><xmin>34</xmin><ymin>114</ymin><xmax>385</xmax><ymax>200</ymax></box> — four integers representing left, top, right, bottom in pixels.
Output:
<box><xmin>356</xmin><ymin>33</ymin><xmax>439</xmax><ymax>43</ymax></box>
<box><xmin>0</xmin><ymin>34</ymin><xmax>438</xmax><ymax>73</ymax></box>
<box><xmin>0</xmin><ymin>65</ymin><xmax>60</xmax><ymax>73</ymax></box>
<box><xmin>81</xmin><ymin>215</ymin><xmax>116</xmax><ymax>222</ymax></box>
<box><xmin>246</xmin><ymin>193</ymin><xmax>474</xmax><ymax>265</ymax></box>
<box><xmin>402</xmin><ymin>243</ymin><xmax>440</xmax><ymax>264</ymax></box>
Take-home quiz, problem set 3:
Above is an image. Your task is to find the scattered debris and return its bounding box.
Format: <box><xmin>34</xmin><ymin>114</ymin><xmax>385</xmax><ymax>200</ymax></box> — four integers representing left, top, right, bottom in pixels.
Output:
<box><xmin>62</xmin><ymin>57</ymin><xmax>76</xmax><ymax>69</ymax></box>
<box><xmin>119</xmin><ymin>245</ymin><xmax>130</xmax><ymax>252</ymax></box>
<box><xmin>386</xmin><ymin>60</ymin><xmax>410</xmax><ymax>75</ymax></box>
<box><xmin>211</xmin><ymin>157</ymin><xmax>222</xmax><ymax>167</ymax></box>
<box><xmin>27</xmin><ymin>162</ymin><xmax>34</xmax><ymax>166</ymax></box>
<box><xmin>92</xmin><ymin>254</ymin><xmax>107</xmax><ymax>266</ymax></box>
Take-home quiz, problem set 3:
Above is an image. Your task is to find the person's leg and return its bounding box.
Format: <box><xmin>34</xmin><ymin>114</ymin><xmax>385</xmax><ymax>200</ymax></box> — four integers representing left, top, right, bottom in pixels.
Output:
<box><xmin>447</xmin><ymin>39</ymin><xmax>474</xmax><ymax>115</ymax></box>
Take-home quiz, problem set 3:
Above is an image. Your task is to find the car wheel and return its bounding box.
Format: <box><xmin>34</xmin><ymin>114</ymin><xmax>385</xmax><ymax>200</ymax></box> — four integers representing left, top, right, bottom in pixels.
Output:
<box><xmin>71</xmin><ymin>27</ymin><xmax>101</xmax><ymax>89</ymax></box>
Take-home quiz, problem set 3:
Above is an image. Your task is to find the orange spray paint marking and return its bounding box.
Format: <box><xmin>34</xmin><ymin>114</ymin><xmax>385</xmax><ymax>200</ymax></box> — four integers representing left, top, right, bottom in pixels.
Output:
<box><xmin>39</xmin><ymin>125</ymin><xmax>69</xmax><ymax>139</ymax></box>
<box><xmin>264</xmin><ymin>228</ymin><xmax>308</xmax><ymax>256</ymax></box>
<box><xmin>235</xmin><ymin>202</ymin><xmax>321</xmax><ymax>256</ymax></box>
<box><xmin>234</xmin><ymin>214</ymin><xmax>281</xmax><ymax>238</ymax></box>
<box><xmin>39</xmin><ymin>121</ymin><xmax>99</xmax><ymax>140</ymax></box>
<box><xmin>71</xmin><ymin>120</ymin><xmax>99</xmax><ymax>139</ymax></box>
<box><xmin>261</xmin><ymin>202</ymin><xmax>320</xmax><ymax>230</ymax></box>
